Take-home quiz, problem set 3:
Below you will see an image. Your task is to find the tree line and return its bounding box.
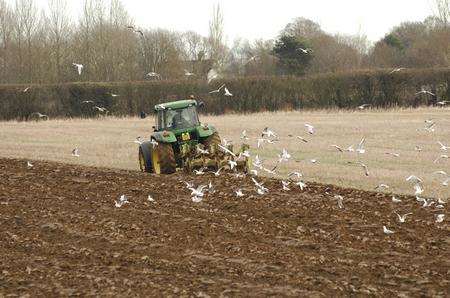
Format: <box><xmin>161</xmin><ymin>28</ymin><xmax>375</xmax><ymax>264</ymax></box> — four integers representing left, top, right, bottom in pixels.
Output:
<box><xmin>0</xmin><ymin>0</ymin><xmax>449</xmax><ymax>85</ymax></box>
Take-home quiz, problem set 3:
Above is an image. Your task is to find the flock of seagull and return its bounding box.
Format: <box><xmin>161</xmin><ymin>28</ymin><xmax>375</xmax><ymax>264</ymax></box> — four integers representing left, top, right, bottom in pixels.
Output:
<box><xmin>112</xmin><ymin>116</ymin><xmax>449</xmax><ymax>235</ymax></box>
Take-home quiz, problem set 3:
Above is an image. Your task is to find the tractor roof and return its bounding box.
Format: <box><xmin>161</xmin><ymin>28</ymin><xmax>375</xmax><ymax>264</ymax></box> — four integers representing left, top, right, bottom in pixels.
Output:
<box><xmin>154</xmin><ymin>99</ymin><xmax>197</xmax><ymax>111</ymax></box>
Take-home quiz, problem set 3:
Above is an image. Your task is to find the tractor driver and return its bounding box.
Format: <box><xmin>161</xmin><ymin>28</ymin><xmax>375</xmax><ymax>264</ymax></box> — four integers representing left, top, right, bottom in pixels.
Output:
<box><xmin>169</xmin><ymin>109</ymin><xmax>190</xmax><ymax>129</ymax></box>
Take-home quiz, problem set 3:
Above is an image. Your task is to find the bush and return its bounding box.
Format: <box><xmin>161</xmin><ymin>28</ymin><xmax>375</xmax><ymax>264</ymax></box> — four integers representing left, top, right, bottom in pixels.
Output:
<box><xmin>0</xmin><ymin>68</ymin><xmax>449</xmax><ymax>120</ymax></box>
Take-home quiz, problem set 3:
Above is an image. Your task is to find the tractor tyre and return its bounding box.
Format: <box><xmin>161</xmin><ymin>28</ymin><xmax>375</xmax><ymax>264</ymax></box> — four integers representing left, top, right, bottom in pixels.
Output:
<box><xmin>203</xmin><ymin>132</ymin><xmax>221</xmax><ymax>152</ymax></box>
<box><xmin>139</xmin><ymin>142</ymin><xmax>153</xmax><ymax>173</ymax></box>
<box><xmin>151</xmin><ymin>143</ymin><xmax>176</xmax><ymax>174</ymax></box>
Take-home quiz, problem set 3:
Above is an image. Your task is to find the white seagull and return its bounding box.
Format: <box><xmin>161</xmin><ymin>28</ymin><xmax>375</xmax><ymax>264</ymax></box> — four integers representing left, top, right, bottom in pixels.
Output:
<box><xmin>395</xmin><ymin>212</ymin><xmax>412</xmax><ymax>223</ymax></box>
<box><xmin>72</xmin><ymin>148</ymin><xmax>80</xmax><ymax>157</ymax></box>
<box><xmin>304</xmin><ymin>123</ymin><xmax>315</xmax><ymax>134</ymax></box>
<box><xmin>383</xmin><ymin>226</ymin><xmax>395</xmax><ymax>235</ymax></box>
<box><xmin>224</xmin><ymin>87</ymin><xmax>233</xmax><ymax>97</ymax></box>
<box><xmin>72</xmin><ymin>63</ymin><xmax>83</xmax><ymax>75</ymax></box>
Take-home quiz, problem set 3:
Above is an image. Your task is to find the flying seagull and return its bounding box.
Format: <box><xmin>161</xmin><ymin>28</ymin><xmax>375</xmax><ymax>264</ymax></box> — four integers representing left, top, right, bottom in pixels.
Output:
<box><xmin>224</xmin><ymin>87</ymin><xmax>233</xmax><ymax>97</ymax></box>
<box><xmin>72</xmin><ymin>63</ymin><xmax>83</xmax><ymax>75</ymax></box>
<box><xmin>415</xmin><ymin>90</ymin><xmax>435</xmax><ymax>96</ymax></box>
<box><xmin>358</xmin><ymin>104</ymin><xmax>371</xmax><ymax>110</ymax></box>
<box><xmin>389</xmin><ymin>67</ymin><xmax>405</xmax><ymax>74</ymax></box>
<box><xmin>30</xmin><ymin>112</ymin><xmax>49</xmax><ymax>120</ymax></box>
<box><xmin>395</xmin><ymin>212</ymin><xmax>412</xmax><ymax>223</ymax></box>
<box><xmin>209</xmin><ymin>84</ymin><xmax>225</xmax><ymax>94</ymax></box>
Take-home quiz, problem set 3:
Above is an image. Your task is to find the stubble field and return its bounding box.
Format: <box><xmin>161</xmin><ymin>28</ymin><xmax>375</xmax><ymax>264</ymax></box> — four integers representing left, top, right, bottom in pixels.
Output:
<box><xmin>0</xmin><ymin>107</ymin><xmax>449</xmax><ymax>198</ymax></box>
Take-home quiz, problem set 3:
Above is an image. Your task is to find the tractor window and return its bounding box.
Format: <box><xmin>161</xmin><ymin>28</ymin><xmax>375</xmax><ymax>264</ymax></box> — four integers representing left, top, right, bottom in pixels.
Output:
<box><xmin>156</xmin><ymin>111</ymin><xmax>164</xmax><ymax>130</ymax></box>
<box><xmin>163</xmin><ymin>106</ymin><xmax>199</xmax><ymax>130</ymax></box>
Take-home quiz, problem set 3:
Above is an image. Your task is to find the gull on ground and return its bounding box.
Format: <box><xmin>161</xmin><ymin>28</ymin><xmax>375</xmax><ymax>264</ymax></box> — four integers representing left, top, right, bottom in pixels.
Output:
<box><xmin>395</xmin><ymin>212</ymin><xmax>412</xmax><ymax>223</ymax></box>
<box><xmin>392</xmin><ymin>196</ymin><xmax>402</xmax><ymax>203</ymax></box>
<box><xmin>147</xmin><ymin>195</ymin><xmax>155</xmax><ymax>203</ymax></box>
<box><xmin>436</xmin><ymin>214</ymin><xmax>445</xmax><ymax>223</ymax></box>
<box><xmin>304</xmin><ymin>123</ymin><xmax>315</xmax><ymax>135</ymax></box>
<box><xmin>224</xmin><ymin>87</ymin><xmax>233</xmax><ymax>97</ymax></box>
<box><xmin>72</xmin><ymin>148</ymin><xmax>80</xmax><ymax>157</ymax></box>
<box><xmin>281</xmin><ymin>181</ymin><xmax>291</xmax><ymax>191</ymax></box>
<box><xmin>115</xmin><ymin>195</ymin><xmax>129</xmax><ymax>208</ymax></box>
<box><xmin>27</xmin><ymin>161</ymin><xmax>33</xmax><ymax>169</ymax></box>
<box><xmin>23</xmin><ymin>86</ymin><xmax>31</xmax><ymax>92</ymax></box>
<box><xmin>383</xmin><ymin>226</ymin><xmax>395</xmax><ymax>235</ymax></box>
<box><xmin>235</xmin><ymin>189</ymin><xmax>244</xmax><ymax>197</ymax></box>
<box><xmin>72</xmin><ymin>63</ymin><xmax>83</xmax><ymax>75</ymax></box>
<box><xmin>295</xmin><ymin>181</ymin><xmax>306</xmax><ymax>190</ymax></box>
<box><xmin>334</xmin><ymin>195</ymin><xmax>344</xmax><ymax>209</ymax></box>
<box><xmin>228</xmin><ymin>160</ymin><xmax>237</xmax><ymax>170</ymax></box>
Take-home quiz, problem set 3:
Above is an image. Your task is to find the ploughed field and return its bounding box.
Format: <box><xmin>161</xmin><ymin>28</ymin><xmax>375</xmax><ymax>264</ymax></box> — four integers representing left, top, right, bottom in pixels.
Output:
<box><xmin>0</xmin><ymin>158</ymin><xmax>448</xmax><ymax>296</ymax></box>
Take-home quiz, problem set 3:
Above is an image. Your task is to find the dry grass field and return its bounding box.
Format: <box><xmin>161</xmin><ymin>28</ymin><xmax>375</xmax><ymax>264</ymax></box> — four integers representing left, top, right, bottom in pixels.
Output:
<box><xmin>0</xmin><ymin>108</ymin><xmax>449</xmax><ymax>198</ymax></box>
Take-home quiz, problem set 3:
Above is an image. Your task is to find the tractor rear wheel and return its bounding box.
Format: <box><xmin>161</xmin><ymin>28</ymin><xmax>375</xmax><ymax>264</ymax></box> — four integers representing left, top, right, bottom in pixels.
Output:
<box><xmin>139</xmin><ymin>143</ymin><xmax>153</xmax><ymax>173</ymax></box>
<box><xmin>203</xmin><ymin>132</ymin><xmax>221</xmax><ymax>152</ymax></box>
<box><xmin>151</xmin><ymin>143</ymin><xmax>176</xmax><ymax>174</ymax></box>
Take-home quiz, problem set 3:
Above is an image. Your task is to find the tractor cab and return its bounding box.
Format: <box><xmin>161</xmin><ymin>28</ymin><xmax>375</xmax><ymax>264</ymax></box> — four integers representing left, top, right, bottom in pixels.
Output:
<box><xmin>154</xmin><ymin>100</ymin><xmax>200</xmax><ymax>132</ymax></box>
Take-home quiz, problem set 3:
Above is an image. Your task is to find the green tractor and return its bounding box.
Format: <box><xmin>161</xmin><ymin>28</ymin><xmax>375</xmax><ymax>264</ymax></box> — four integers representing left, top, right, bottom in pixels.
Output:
<box><xmin>139</xmin><ymin>99</ymin><xmax>249</xmax><ymax>174</ymax></box>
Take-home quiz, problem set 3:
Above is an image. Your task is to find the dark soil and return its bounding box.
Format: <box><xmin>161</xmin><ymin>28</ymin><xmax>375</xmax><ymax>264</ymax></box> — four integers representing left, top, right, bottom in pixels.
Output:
<box><xmin>0</xmin><ymin>158</ymin><xmax>448</xmax><ymax>297</ymax></box>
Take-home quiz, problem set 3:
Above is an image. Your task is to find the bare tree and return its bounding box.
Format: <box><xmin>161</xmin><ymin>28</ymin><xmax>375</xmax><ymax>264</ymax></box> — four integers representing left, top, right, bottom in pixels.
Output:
<box><xmin>208</xmin><ymin>3</ymin><xmax>226</xmax><ymax>65</ymax></box>
<box><xmin>0</xmin><ymin>0</ymin><xmax>13</xmax><ymax>82</ymax></box>
<box><xmin>433</xmin><ymin>0</ymin><xmax>449</xmax><ymax>25</ymax></box>
<box><xmin>47</xmin><ymin>0</ymin><xmax>71</xmax><ymax>82</ymax></box>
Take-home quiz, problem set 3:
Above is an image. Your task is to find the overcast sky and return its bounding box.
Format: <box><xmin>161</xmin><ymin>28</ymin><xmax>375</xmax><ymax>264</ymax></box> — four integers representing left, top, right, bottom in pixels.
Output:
<box><xmin>14</xmin><ymin>0</ymin><xmax>437</xmax><ymax>43</ymax></box>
